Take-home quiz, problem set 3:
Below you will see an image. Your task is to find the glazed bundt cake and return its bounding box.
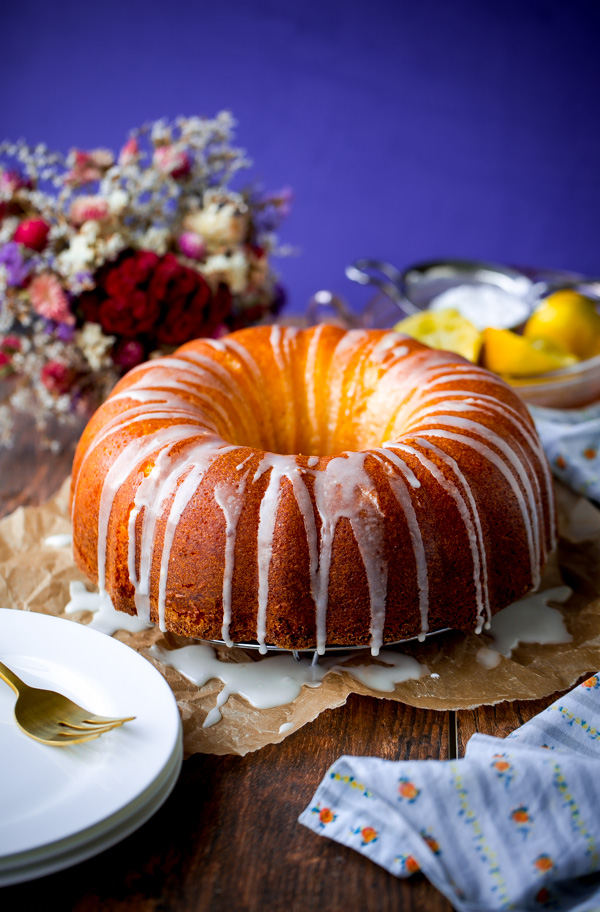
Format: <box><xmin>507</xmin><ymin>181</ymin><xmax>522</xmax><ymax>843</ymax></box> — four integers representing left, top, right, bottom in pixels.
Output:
<box><xmin>70</xmin><ymin>324</ymin><xmax>556</xmax><ymax>654</ymax></box>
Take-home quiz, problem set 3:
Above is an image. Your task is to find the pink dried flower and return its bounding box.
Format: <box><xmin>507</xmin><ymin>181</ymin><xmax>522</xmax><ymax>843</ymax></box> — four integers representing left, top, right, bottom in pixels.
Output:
<box><xmin>70</xmin><ymin>195</ymin><xmax>110</xmax><ymax>226</ymax></box>
<box><xmin>66</xmin><ymin>149</ymin><xmax>114</xmax><ymax>185</ymax></box>
<box><xmin>29</xmin><ymin>273</ymin><xmax>75</xmax><ymax>325</ymax></box>
<box><xmin>0</xmin><ymin>333</ymin><xmax>20</xmax><ymax>372</ymax></box>
<box><xmin>13</xmin><ymin>218</ymin><xmax>50</xmax><ymax>251</ymax></box>
<box><xmin>0</xmin><ymin>170</ymin><xmax>32</xmax><ymax>195</ymax></box>
<box><xmin>178</xmin><ymin>231</ymin><xmax>206</xmax><ymax>260</ymax></box>
<box><xmin>153</xmin><ymin>145</ymin><xmax>191</xmax><ymax>179</ymax></box>
<box><xmin>1</xmin><ymin>335</ymin><xmax>21</xmax><ymax>352</ymax></box>
<box><xmin>119</xmin><ymin>137</ymin><xmax>139</xmax><ymax>166</ymax></box>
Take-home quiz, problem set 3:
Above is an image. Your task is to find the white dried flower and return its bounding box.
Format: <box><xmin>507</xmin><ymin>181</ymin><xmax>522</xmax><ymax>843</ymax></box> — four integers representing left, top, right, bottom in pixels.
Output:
<box><xmin>108</xmin><ymin>188</ymin><xmax>129</xmax><ymax>215</ymax></box>
<box><xmin>202</xmin><ymin>249</ymin><xmax>249</xmax><ymax>294</ymax></box>
<box><xmin>79</xmin><ymin>220</ymin><xmax>101</xmax><ymax>240</ymax></box>
<box><xmin>0</xmin><ymin>112</ymin><xmax>289</xmax><ymax>450</ymax></box>
<box><xmin>139</xmin><ymin>226</ymin><xmax>170</xmax><ymax>255</ymax></box>
<box><xmin>76</xmin><ymin>322</ymin><xmax>115</xmax><ymax>371</ymax></box>
<box><xmin>104</xmin><ymin>232</ymin><xmax>127</xmax><ymax>260</ymax></box>
<box><xmin>184</xmin><ymin>191</ymin><xmax>249</xmax><ymax>250</ymax></box>
<box><xmin>0</xmin><ymin>217</ymin><xmax>18</xmax><ymax>243</ymax></box>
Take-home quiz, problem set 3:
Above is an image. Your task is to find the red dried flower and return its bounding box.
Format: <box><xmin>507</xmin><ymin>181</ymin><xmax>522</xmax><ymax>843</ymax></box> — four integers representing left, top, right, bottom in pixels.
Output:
<box><xmin>40</xmin><ymin>361</ymin><xmax>75</xmax><ymax>395</ymax></box>
<box><xmin>112</xmin><ymin>339</ymin><xmax>146</xmax><ymax>370</ymax></box>
<box><xmin>75</xmin><ymin>250</ymin><xmax>233</xmax><ymax>363</ymax></box>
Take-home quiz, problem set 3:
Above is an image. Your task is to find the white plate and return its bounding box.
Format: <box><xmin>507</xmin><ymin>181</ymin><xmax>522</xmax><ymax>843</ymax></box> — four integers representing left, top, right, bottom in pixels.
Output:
<box><xmin>0</xmin><ymin>608</ymin><xmax>182</xmax><ymax>886</ymax></box>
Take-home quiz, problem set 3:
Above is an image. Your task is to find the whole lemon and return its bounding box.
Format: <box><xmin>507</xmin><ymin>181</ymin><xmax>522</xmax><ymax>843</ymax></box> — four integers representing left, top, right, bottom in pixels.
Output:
<box><xmin>524</xmin><ymin>290</ymin><xmax>600</xmax><ymax>359</ymax></box>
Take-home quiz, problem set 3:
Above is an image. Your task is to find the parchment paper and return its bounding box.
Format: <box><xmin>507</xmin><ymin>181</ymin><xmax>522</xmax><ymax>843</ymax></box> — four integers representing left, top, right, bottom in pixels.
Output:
<box><xmin>1</xmin><ymin>478</ymin><xmax>599</xmax><ymax>757</ymax></box>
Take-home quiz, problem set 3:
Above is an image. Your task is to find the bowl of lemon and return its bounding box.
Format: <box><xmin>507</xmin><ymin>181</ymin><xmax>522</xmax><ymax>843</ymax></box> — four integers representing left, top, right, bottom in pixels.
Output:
<box><xmin>393</xmin><ymin>282</ymin><xmax>600</xmax><ymax>410</ymax></box>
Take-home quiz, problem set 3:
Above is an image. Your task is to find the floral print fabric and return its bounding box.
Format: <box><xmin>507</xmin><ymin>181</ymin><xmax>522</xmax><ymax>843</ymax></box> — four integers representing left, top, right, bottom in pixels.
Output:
<box><xmin>531</xmin><ymin>404</ymin><xmax>600</xmax><ymax>506</ymax></box>
<box><xmin>299</xmin><ymin>673</ymin><xmax>600</xmax><ymax>911</ymax></box>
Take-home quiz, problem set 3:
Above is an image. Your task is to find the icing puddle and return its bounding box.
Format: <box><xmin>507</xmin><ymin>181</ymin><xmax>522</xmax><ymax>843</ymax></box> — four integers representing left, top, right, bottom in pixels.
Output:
<box><xmin>63</xmin><ymin>574</ymin><xmax>573</xmax><ymax>728</ymax></box>
<box><xmin>43</xmin><ymin>533</ymin><xmax>73</xmax><ymax>549</ymax></box>
<box><xmin>64</xmin><ymin>580</ymin><xmax>427</xmax><ymax>726</ymax></box>
<box><xmin>476</xmin><ymin>586</ymin><xmax>572</xmax><ymax>668</ymax></box>
<box><xmin>151</xmin><ymin>642</ymin><xmax>428</xmax><ymax>727</ymax></box>
<box><xmin>65</xmin><ymin>581</ymin><xmax>153</xmax><ymax>635</ymax></box>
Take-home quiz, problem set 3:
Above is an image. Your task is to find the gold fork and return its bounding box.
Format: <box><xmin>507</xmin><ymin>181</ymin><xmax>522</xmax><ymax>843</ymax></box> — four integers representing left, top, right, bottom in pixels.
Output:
<box><xmin>0</xmin><ymin>659</ymin><xmax>135</xmax><ymax>746</ymax></box>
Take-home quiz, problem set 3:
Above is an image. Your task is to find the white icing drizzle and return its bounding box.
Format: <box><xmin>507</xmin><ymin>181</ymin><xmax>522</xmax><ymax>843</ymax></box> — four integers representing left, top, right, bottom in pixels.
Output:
<box><xmin>371</xmin><ymin>332</ymin><xmax>402</xmax><ymax>358</ymax></box>
<box><xmin>403</xmin><ymin>387</ymin><xmax>556</xmax><ymax>553</ymax></box>
<box><xmin>71</xmin><ymin>405</ymin><xmax>202</xmax><ymax>513</ymax></box>
<box><xmin>252</xmin><ymin>449</ymin><xmax>389</xmax><ymax>655</ymax></box>
<box><xmin>96</xmin><ymin>426</ymin><xmax>200</xmax><ymax>598</ymax></box>
<box><xmin>326</xmin><ymin>330</ymin><xmax>368</xmax><ymax>453</ymax></box>
<box><xmin>65</xmin><ymin>581</ymin><xmax>152</xmax><ymax>635</ymax></box>
<box><xmin>235</xmin><ymin>453</ymin><xmax>254</xmax><ymax>472</ymax></box>
<box><xmin>154</xmin><ymin>441</ymin><xmax>241</xmax><ymax>631</ymax></box>
<box><xmin>269</xmin><ymin>323</ymin><xmax>286</xmax><ymax>373</ymax></box>
<box><xmin>313</xmin><ymin>453</ymin><xmax>387</xmax><ymax>655</ymax></box>
<box><xmin>215</xmin><ymin>473</ymin><xmax>250</xmax><ymax>647</ymax></box>
<box><xmin>393</xmin><ymin>441</ymin><xmax>489</xmax><ymax>631</ymax></box>
<box><xmin>253</xmin><ymin>454</ymin><xmax>319</xmax><ymax>653</ymax></box>
<box><xmin>73</xmin><ymin>327</ymin><xmax>554</xmax><ymax>656</ymax></box>
<box><xmin>204</xmin><ymin>338</ymin><xmax>226</xmax><ymax>352</ymax></box>
<box><xmin>269</xmin><ymin>323</ymin><xmax>298</xmax><ymax>451</ymax></box>
<box><xmin>371</xmin><ymin>450</ymin><xmax>429</xmax><ymax>638</ymax></box>
<box><xmin>128</xmin><ymin>434</ymin><xmax>204</xmax><ymax>619</ymax></box>
<box><xmin>304</xmin><ymin>323</ymin><xmax>326</xmax><ymax>451</ymax></box>
<box><xmin>224</xmin><ymin>336</ymin><xmax>264</xmax><ymax>387</ymax></box>
<box><xmin>416</xmin><ymin>422</ymin><xmax>541</xmax><ymax>589</ymax></box>
<box><xmin>150</xmin><ymin>641</ymin><xmax>428</xmax><ymax>726</ymax></box>
<box><xmin>409</xmin><ymin>437</ymin><xmax>491</xmax><ymax>630</ymax></box>
<box><xmin>111</xmin><ymin>361</ymin><xmax>252</xmax><ymax>444</ymax></box>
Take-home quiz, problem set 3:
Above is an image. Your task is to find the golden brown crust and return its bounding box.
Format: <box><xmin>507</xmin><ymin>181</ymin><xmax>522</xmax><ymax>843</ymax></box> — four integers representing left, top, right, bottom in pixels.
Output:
<box><xmin>71</xmin><ymin>324</ymin><xmax>556</xmax><ymax>651</ymax></box>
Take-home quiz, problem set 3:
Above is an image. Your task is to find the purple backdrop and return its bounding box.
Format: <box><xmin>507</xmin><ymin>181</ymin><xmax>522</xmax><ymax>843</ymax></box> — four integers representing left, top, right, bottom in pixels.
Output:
<box><xmin>2</xmin><ymin>0</ymin><xmax>599</xmax><ymax>315</ymax></box>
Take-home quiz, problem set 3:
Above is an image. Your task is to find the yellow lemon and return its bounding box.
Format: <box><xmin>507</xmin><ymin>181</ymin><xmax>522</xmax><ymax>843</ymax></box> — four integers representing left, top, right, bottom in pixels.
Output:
<box><xmin>394</xmin><ymin>308</ymin><xmax>482</xmax><ymax>362</ymax></box>
<box><xmin>482</xmin><ymin>328</ymin><xmax>578</xmax><ymax>377</ymax></box>
<box><xmin>524</xmin><ymin>290</ymin><xmax>600</xmax><ymax>360</ymax></box>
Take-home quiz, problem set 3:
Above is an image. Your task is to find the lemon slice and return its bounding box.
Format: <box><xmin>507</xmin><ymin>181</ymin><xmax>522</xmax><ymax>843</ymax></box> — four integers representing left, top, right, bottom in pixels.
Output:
<box><xmin>394</xmin><ymin>308</ymin><xmax>482</xmax><ymax>362</ymax></box>
<box><xmin>524</xmin><ymin>290</ymin><xmax>600</xmax><ymax>360</ymax></box>
<box><xmin>482</xmin><ymin>328</ymin><xmax>578</xmax><ymax>377</ymax></box>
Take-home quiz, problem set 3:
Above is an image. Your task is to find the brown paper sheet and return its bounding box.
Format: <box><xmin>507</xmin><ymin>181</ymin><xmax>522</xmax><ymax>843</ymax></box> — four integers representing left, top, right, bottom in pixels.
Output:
<box><xmin>1</xmin><ymin>478</ymin><xmax>600</xmax><ymax>757</ymax></box>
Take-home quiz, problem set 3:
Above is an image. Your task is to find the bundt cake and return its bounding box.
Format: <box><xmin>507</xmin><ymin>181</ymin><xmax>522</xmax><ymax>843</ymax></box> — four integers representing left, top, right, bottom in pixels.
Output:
<box><xmin>70</xmin><ymin>323</ymin><xmax>556</xmax><ymax>654</ymax></box>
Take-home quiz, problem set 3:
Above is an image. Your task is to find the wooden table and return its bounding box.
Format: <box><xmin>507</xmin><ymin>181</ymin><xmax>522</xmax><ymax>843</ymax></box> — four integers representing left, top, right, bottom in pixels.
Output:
<box><xmin>0</xmin><ymin>423</ymin><xmax>581</xmax><ymax>912</ymax></box>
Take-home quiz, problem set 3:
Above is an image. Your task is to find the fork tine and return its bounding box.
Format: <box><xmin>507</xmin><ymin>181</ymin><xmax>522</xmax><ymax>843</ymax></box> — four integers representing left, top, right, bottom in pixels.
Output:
<box><xmin>80</xmin><ymin>714</ymin><xmax>136</xmax><ymax>725</ymax></box>
<box><xmin>59</xmin><ymin>719</ymin><xmax>127</xmax><ymax>733</ymax></box>
<box><xmin>52</xmin><ymin>733</ymin><xmax>104</xmax><ymax>745</ymax></box>
<box><xmin>53</xmin><ymin>705</ymin><xmax>136</xmax><ymax>726</ymax></box>
<box><xmin>17</xmin><ymin>725</ymin><xmax>106</xmax><ymax>746</ymax></box>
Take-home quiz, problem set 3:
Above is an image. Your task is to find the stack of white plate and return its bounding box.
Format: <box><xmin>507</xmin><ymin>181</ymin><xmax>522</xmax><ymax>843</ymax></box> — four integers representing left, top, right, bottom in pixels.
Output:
<box><xmin>0</xmin><ymin>609</ymin><xmax>182</xmax><ymax>886</ymax></box>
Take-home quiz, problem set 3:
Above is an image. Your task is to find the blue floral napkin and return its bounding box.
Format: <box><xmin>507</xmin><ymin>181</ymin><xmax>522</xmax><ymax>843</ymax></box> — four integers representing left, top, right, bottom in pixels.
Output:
<box><xmin>299</xmin><ymin>673</ymin><xmax>600</xmax><ymax>911</ymax></box>
<box><xmin>531</xmin><ymin>404</ymin><xmax>600</xmax><ymax>506</ymax></box>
